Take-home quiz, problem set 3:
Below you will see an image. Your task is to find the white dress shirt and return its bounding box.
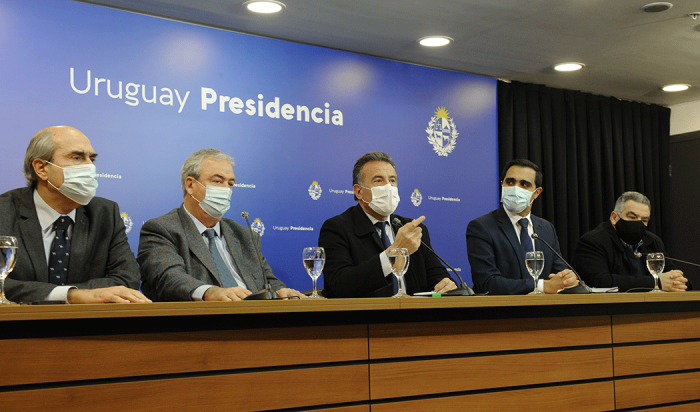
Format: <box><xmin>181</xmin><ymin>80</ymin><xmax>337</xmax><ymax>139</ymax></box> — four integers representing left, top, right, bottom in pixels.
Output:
<box><xmin>502</xmin><ymin>206</ymin><xmax>544</xmax><ymax>292</ymax></box>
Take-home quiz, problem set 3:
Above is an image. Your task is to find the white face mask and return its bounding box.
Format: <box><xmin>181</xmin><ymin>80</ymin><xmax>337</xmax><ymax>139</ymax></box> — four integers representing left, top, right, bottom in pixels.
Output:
<box><xmin>501</xmin><ymin>185</ymin><xmax>535</xmax><ymax>214</ymax></box>
<box><xmin>192</xmin><ymin>179</ymin><xmax>232</xmax><ymax>219</ymax></box>
<box><xmin>47</xmin><ymin>162</ymin><xmax>98</xmax><ymax>205</ymax></box>
<box><xmin>360</xmin><ymin>183</ymin><xmax>400</xmax><ymax>216</ymax></box>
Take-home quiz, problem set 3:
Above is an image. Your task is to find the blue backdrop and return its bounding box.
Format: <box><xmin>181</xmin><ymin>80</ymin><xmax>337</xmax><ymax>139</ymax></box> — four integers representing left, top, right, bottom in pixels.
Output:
<box><xmin>0</xmin><ymin>0</ymin><xmax>498</xmax><ymax>292</ymax></box>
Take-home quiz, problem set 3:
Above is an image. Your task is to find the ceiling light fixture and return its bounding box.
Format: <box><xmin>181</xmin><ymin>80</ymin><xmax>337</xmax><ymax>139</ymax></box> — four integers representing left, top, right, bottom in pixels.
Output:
<box><xmin>553</xmin><ymin>62</ymin><xmax>585</xmax><ymax>72</ymax></box>
<box><xmin>244</xmin><ymin>0</ymin><xmax>285</xmax><ymax>14</ymax></box>
<box><xmin>662</xmin><ymin>84</ymin><xmax>690</xmax><ymax>92</ymax></box>
<box><xmin>418</xmin><ymin>36</ymin><xmax>452</xmax><ymax>47</ymax></box>
<box><xmin>641</xmin><ymin>2</ymin><xmax>673</xmax><ymax>13</ymax></box>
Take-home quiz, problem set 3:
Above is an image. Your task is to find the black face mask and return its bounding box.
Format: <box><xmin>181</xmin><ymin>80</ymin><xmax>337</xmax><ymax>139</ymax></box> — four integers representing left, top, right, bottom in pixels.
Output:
<box><xmin>615</xmin><ymin>218</ymin><xmax>646</xmax><ymax>245</ymax></box>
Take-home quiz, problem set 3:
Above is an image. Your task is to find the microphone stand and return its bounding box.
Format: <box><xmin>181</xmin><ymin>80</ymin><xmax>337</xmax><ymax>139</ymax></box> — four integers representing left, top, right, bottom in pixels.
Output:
<box><xmin>242</xmin><ymin>212</ymin><xmax>279</xmax><ymax>300</ymax></box>
<box><xmin>392</xmin><ymin>218</ymin><xmax>475</xmax><ymax>296</ymax></box>
<box><xmin>531</xmin><ymin>233</ymin><xmax>590</xmax><ymax>294</ymax></box>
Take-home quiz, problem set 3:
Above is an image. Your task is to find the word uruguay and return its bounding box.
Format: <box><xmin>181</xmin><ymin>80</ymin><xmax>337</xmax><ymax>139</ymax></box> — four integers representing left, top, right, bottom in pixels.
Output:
<box><xmin>69</xmin><ymin>68</ymin><xmax>344</xmax><ymax>125</ymax></box>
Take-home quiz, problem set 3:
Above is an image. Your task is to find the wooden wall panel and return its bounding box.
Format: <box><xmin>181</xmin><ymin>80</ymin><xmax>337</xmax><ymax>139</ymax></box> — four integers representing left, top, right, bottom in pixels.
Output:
<box><xmin>369</xmin><ymin>316</ymin><xmax>610</xmax><ymax>359</ymax></box>
<box><xmin>0</xmin><ymin>324</ymin><xmax>367</xmax><ymax>387</ymax></box>
<box><xmin>0</xmin><ymin>365</ymin><xmax>369</xmax><ymax>412</ymax></box>
<box><xmin>615</xmin><ymin>371</ymin><xmax>700</xmax><ymax>409</ymax></box>
<box><xmin>614</xmin><ymin>341</ymin><xmax>700</xmax><ymax>376</ymax></box>
<box><xmin>370</xmin><ymin>348</ymin><xmax>612</xmax><ymax>399</ymax></box>
<box><xmin>370</xmin><ymin>381</ymin><xmax>615</xmax><ymax>412</ymax></box>
<box><xmin>640</xmin><ymin>403</ymin><xmax>700</xmax><ymax>411</ymax></box>
<box><xmin>613</xmin><ymin>313</ymin><xmax>700</xmax><ymax>343</ymax></box>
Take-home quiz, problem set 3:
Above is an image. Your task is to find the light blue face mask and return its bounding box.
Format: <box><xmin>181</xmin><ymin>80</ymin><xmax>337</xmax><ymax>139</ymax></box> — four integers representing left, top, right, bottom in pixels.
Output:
<box><xmin>501</xmin><ymin>185</ymin><xmax>534</xmax><ymax>214</ymax></box>
<box><xmin>192</xmin><ymin>179</ymin><xmax>231</xmax><ymax>219</ymax></box>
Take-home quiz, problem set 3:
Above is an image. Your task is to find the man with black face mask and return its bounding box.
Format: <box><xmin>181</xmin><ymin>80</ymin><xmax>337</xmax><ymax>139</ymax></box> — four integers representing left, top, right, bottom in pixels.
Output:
<box><xmin>572</xmin><ymin>191</ymin><xmax>688</xmax><ymax>292</ymax></box>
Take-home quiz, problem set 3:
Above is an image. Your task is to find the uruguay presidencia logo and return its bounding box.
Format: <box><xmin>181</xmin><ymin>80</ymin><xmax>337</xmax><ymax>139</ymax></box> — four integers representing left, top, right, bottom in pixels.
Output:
<box><xmin>411</xmin><ymin>189</ymin><xmax>423</xmax><ymax>207</ymax></box>
<box><xmin>426</xmin><ymin>106</ymin><xmax>459</xmax><ymax>157</ymax></box>
<box><xmin>251</xmin><ymin>218</ymin><xmax>265</xmax><ymax>236</ymax></box>
<box><xmin>308</xmin><ymin>181</ymin><xmax>322</xmax><ymax>200</ymax></box>
<box><xmin>120</xmin><ymin>212</ymin><xmax>133</xmax><ymax>234</ymax></box>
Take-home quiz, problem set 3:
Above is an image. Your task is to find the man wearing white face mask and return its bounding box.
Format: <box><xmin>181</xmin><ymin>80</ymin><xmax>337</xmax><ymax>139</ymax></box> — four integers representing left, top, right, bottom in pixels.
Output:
<box><xmin>0</xmin><ymin>126</ymin><xmax>149</xmax><ymax>303</ymax></box>
<box><xmin>319</xmin><ymin>152</ymin><xmax>457</xmax><ymax>298</ymax></box>
<box><xmin>137</xmin><ymin>148</ymin><xmax>305</xmax><ymax>301</ymax></box>
<box><xmin>466</xmin><ymin>159</ymin><xmax>578</xmax><ymax>295</ymax></box>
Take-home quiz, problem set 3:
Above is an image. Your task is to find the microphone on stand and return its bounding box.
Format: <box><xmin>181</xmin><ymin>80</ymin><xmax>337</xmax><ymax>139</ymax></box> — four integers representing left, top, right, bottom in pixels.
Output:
<box><xmin>242</xmin><ymin>212</ymin><xmax>279</xmax><ymax>300</ymax></box>
<box><xmin>531</xmin><ymin>233</ymin><xmax>591</xmax><ymax>294</ymax></box>
<box><xmin>392</xmin><ymin>218</ymin><xmax>475</xmax><ymax>296</ymax></box>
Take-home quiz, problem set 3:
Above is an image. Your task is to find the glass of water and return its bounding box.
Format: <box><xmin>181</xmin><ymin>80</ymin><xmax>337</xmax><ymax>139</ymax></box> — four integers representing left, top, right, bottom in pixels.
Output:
<box><xmin>388</xmin><ymin>248</ymin><xmax>410</xmax><ymax>298</ymax></box>
<box><xmin>646</xmin><ymin>252</ymin><xmax>665</xmax><ymax>292</ymax></box>
<box><xmin>302</xmin><ymin>247</ymin><xmax>325</xmax><ymax>299</ymax></box>
<box><xmin>0</xmin><ymin>236</ymin><xmax>18</xmax><ymax>304</ymax></box>
<box><xmin>525</xmin><ymin>251</ymin><xmax>544</xmax><ymax>295</ymax></box>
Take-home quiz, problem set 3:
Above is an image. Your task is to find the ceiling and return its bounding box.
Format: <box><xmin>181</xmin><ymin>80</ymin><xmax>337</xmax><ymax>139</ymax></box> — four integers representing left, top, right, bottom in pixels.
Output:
<box><xmin>81</xmin><ymin>0</ymin><xmax>700</xmax><ymax>107</ymax></box>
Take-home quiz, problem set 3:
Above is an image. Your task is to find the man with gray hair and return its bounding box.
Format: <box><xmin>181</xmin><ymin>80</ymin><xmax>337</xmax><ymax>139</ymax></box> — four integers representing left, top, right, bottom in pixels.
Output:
<box><xmin>572</xmin><ymin>191</ymin><xmax>688</xmax><ymax>292</ymax></box>
<box><xmin>138</xmin><ymin>148</ymin><xmax>304</xmax><ymax>301</ymax></box>
<box><xmin>319</xmin><ymin>151</ymin><xmax>456</xmax><ymax>298</ymax></box>
<box><xmin>0</xmin><ymin>125</ymin><xmax>149</xmax><ymax>303</ymax></box>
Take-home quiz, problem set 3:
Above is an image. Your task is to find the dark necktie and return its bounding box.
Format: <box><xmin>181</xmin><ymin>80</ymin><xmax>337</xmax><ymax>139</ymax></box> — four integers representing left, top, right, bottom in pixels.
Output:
<box><xmin>375</xmin><ymin>221</ymin><xmax>399</xmax><ymax>294</ymax></box>
<box><xmin>203</xmin><ymin>229</ymin><xmax>238</xmax><ymax>288</ymax></box>
<box><xmin>519</xmin><ymin>218</ymin><xmax>534</xmax><ymax>257</ymax></box>
<box><xmin>49</xmin><ymin>216</ymin><xmax>72</xmax><ymax>285</ymax></box>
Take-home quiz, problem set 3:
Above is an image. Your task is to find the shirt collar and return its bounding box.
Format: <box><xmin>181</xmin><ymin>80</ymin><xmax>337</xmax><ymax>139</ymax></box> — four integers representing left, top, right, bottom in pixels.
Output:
<box><xmin>363</xmin><ymin>209</ymin><xmax>390</xmax><ymax>226</ymax></box>
<box><xmin>620</xmin><ymin>237</ymin><xmax>644</xmax><ymax>255</ymax></box>
<box><xmin>33</xmin><ymin>189</ymin><xmax>76</xmax><ymax>233</ymax></box>
<box><xmin>503</xmin><ymin>204</ymin><xmax>531</xmax><ymax>228</ymax></box>
<box><xmin>183</xmin><ymin>203</ymin><xmax>221</xmax><ymax>237</ymax></box>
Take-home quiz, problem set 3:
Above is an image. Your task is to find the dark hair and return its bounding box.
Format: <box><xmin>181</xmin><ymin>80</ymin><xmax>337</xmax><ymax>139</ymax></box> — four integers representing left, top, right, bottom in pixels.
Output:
<box><xmin>500</xmin><ymin>159</ymin><xmax>543</xmax><ymax>188</ymax></box>
<box><xmin>352</xmin><ymin>152</ymin><xmax>396</xmax><ymax>201</ymax></box>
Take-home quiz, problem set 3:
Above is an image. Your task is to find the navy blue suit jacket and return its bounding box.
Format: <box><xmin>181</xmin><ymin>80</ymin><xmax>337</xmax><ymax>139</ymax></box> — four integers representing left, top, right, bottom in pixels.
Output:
<box><xmin>466</xmin><ymin>206</ymin><xmax>568</xmax><ymax>295</ymax></box>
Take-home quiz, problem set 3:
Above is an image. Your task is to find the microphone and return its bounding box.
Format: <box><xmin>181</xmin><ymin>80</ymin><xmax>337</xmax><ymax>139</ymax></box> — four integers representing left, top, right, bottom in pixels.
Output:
<box><xmin>242</xmin><ymin>211</ymin><xmax>279</xmax><ymax>300</ymax></box>
<box><xmin>392</xmin><ymin>218</ymin><xmax>475</xmax><ymax>296</ymax></box>
<box><xmin>638</xmin><ymin>254</ymin><xmax>700</xmax><ymax>268</ymax></box>
<box><xmin>531</xmin><ymin>233</ymin><xmax>591</xmax><ymax>294</ymax></box>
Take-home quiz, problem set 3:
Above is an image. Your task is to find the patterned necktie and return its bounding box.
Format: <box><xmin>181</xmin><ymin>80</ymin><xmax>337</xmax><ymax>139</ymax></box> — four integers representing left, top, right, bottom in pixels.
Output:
<box><xmin>376</xmin><ymin>221</ymin><xmax>400</xmax><ymax>294</ymax></box>
<box><xmin>519</xmin><ymin>218</ymin><xmax>534</xmax><ymax>257</ymax></box>
<box><xmin>203</xmin><ymin>229</ymin><xmax>238</xmax><ymax>288</ymax></box>
<box><xmin>49</xmin><ymin>216</ymin><xmax>72</xmax><ymax>285</ymax></box>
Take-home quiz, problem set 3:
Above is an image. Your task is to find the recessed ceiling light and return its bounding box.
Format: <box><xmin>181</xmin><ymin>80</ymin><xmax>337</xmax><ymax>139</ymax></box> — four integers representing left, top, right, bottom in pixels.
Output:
<box><xmin>244</xmin><ymin>1</ymin><xmax>285</xmax><ymax>14</ymax></box>
<box><xmin>554</xmin><ymin>63</ymin><xmax>585</xmax><ymax>72</ymax></box>
<box><xmin>662</xmin><ymin>84</ymin><xmax>690</xmax><ymax>92</ymax></box>
<box><xmin>418</xmin><ymin>36</ymin><xmax>452</xmax><ymax>47</ymax></box>
<box><xmin>641</xmin><ymin>2</ymin><xmax>673</xmax><ymax>13</ymax></box>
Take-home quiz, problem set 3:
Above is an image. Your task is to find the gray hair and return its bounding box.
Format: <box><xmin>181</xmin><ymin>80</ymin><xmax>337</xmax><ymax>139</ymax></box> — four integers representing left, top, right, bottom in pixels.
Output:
<box><xmin>614</xmin><ymin>191</ymin><xmax>651</xmax><ymax>215</ymax></box>
<box><xmin>23</xmin><ymin>129</ymin><xmax>58</xmax><ymax>187</ymax></box>
<box><xmin>352</xmin><ymin>152</ymin><xmax>396</xmax><ymax>201</ymax></box>
<box><xmin>180</xmin><ymin>148</ymin><xmax>235</xmax><ymax>196</ymax></box>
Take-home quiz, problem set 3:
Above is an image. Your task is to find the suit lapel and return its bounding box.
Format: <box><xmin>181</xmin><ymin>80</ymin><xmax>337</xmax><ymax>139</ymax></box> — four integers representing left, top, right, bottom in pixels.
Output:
<box><xmin>67</xmin><ymin>206</ymin><xmax>89</xmax><ymax>282</ymax></box>
<box><xmin>496</xmin><ymin>207</ymin><xmax>527</xmax><ymax>279</ymax></box>
<box><xmin>17</xmin><ymin>194</ymin><xmax>48</xmax><ymax>282</ymax></box>
<box><xmin>177</xmin><ymin>206</ymin><xmax>223</xmax><ymax>286</ymax></box>
<box><xmin>352</xmin><ymin>205</ymin><xmax>385</xmax><ymax>252</ymax></box>
<box><xmin>221</xmin><ymin>222</ymin><xmax>254</xmax><ymax>288</ymax></box>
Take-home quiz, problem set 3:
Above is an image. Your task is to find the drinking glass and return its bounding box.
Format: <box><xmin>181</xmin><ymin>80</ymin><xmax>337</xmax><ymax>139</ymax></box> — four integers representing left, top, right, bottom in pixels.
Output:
<box><xmin>302</xmin><ymin>247</ymin><xmax>325</xmax><ymax>299</ymax></box>
<box><xmin>525</xmin><ymin>251</ymin><xmax>544</xmax><ymax>295</ymax></box>
<box><xmin>388</xmin><ymin>248</ymin><xmax>410</xmax><ymax>298</ymax></box>
<box><xmin>0</xmin><ymin>236</ymin><xmax>18</xmax><ymax>304</ymax></box>
<box><xmin>646</xmin><ymin>252</ymin><xmax>665</xmax><ymax>293</ymax></box>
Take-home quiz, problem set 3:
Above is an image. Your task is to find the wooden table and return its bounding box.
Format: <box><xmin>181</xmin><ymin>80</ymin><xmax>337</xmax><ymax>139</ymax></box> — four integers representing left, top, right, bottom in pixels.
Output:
<box><xmin>1</xmin><ymin>293</ymin><xmax>700</xmax><ymax>411</ymax></box>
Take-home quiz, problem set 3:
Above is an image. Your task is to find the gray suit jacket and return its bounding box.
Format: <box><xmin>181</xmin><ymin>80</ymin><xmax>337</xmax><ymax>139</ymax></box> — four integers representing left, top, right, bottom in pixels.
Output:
<box><xmin>137</xmin><ymin>205</ymin><xmax>285</xmax><ymax>301</ymax></box>
<box><xmin>0</xmin><ymin>187</ymin><xmax>141</xmax><ymax>302</ymax></box>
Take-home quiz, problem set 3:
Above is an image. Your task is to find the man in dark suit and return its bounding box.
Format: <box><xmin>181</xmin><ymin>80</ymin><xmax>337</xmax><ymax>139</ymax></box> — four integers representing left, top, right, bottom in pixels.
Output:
<box><xmin>466</xmin><ymin>159</ymin><xmax>578</xmax><ymax>295</ymax></box>
<box><xmin>318</xmin><ymin>151</ymin><xmax>456</xmax><ymax>298</ymax></box>
<box><xmin>572</xmin><ymin>191</ymin><xmax>688</xmax><ymax>292</ymax></box>
<box><xmin>0</xmin><ymin>125</ymin><xmax>149</xmax><ymax>303</ymax></box>
<box><xmin>137</xmin><ymin>148</ymin><xmax>305</xmax><ymax>302</ymax></box>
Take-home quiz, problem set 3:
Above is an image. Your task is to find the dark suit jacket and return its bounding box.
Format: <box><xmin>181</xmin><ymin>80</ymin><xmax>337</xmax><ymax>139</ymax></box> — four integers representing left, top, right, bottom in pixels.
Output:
<box><xmin>137</xmin><ymin>205</ymin><xmax>286</xmax><ymax>301</ymax></box>
<box><xmin>318</xmin><ymin>205</ymin><xmax>453</xmax><ymax>298</ymax></box>
<box><xmin>0</xmin><ymin>187</ymin><xmax>140</xmax><ymax>302</ymax></box>
<box><xmin>572</xmin><ymin>221</ymin><xmax>679</xmax><ymax>292</ymax></box>
<box><xmin>466</xmin><ymin>206</ymin><xmax>568</xmax><ymax>295</ymax></box>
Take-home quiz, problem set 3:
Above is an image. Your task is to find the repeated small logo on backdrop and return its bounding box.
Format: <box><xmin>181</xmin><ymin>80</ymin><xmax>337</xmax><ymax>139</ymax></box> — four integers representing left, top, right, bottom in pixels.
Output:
<box><xmin>411</xmin><ymin>189</ymin><xmax>423</xmax><ymax>207</ymax></box>
<box><xmin>426</xmin><ymin>106</ymin><xmax>459</xmax><ymax>157</ymax></box>
<box><xmin>120</xmin><ymin>212</ymin><xmax>133</xmax><ymax>234</ymax></box>
<box><xmin>308</xmin><ymin>181</ymin><xmax>322</xmax><ymax>200</ymax></box>
<box><xmin>251</xmin><ymin>218</ymin><xmax>265</xmax><ymax>236</ymax></box>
